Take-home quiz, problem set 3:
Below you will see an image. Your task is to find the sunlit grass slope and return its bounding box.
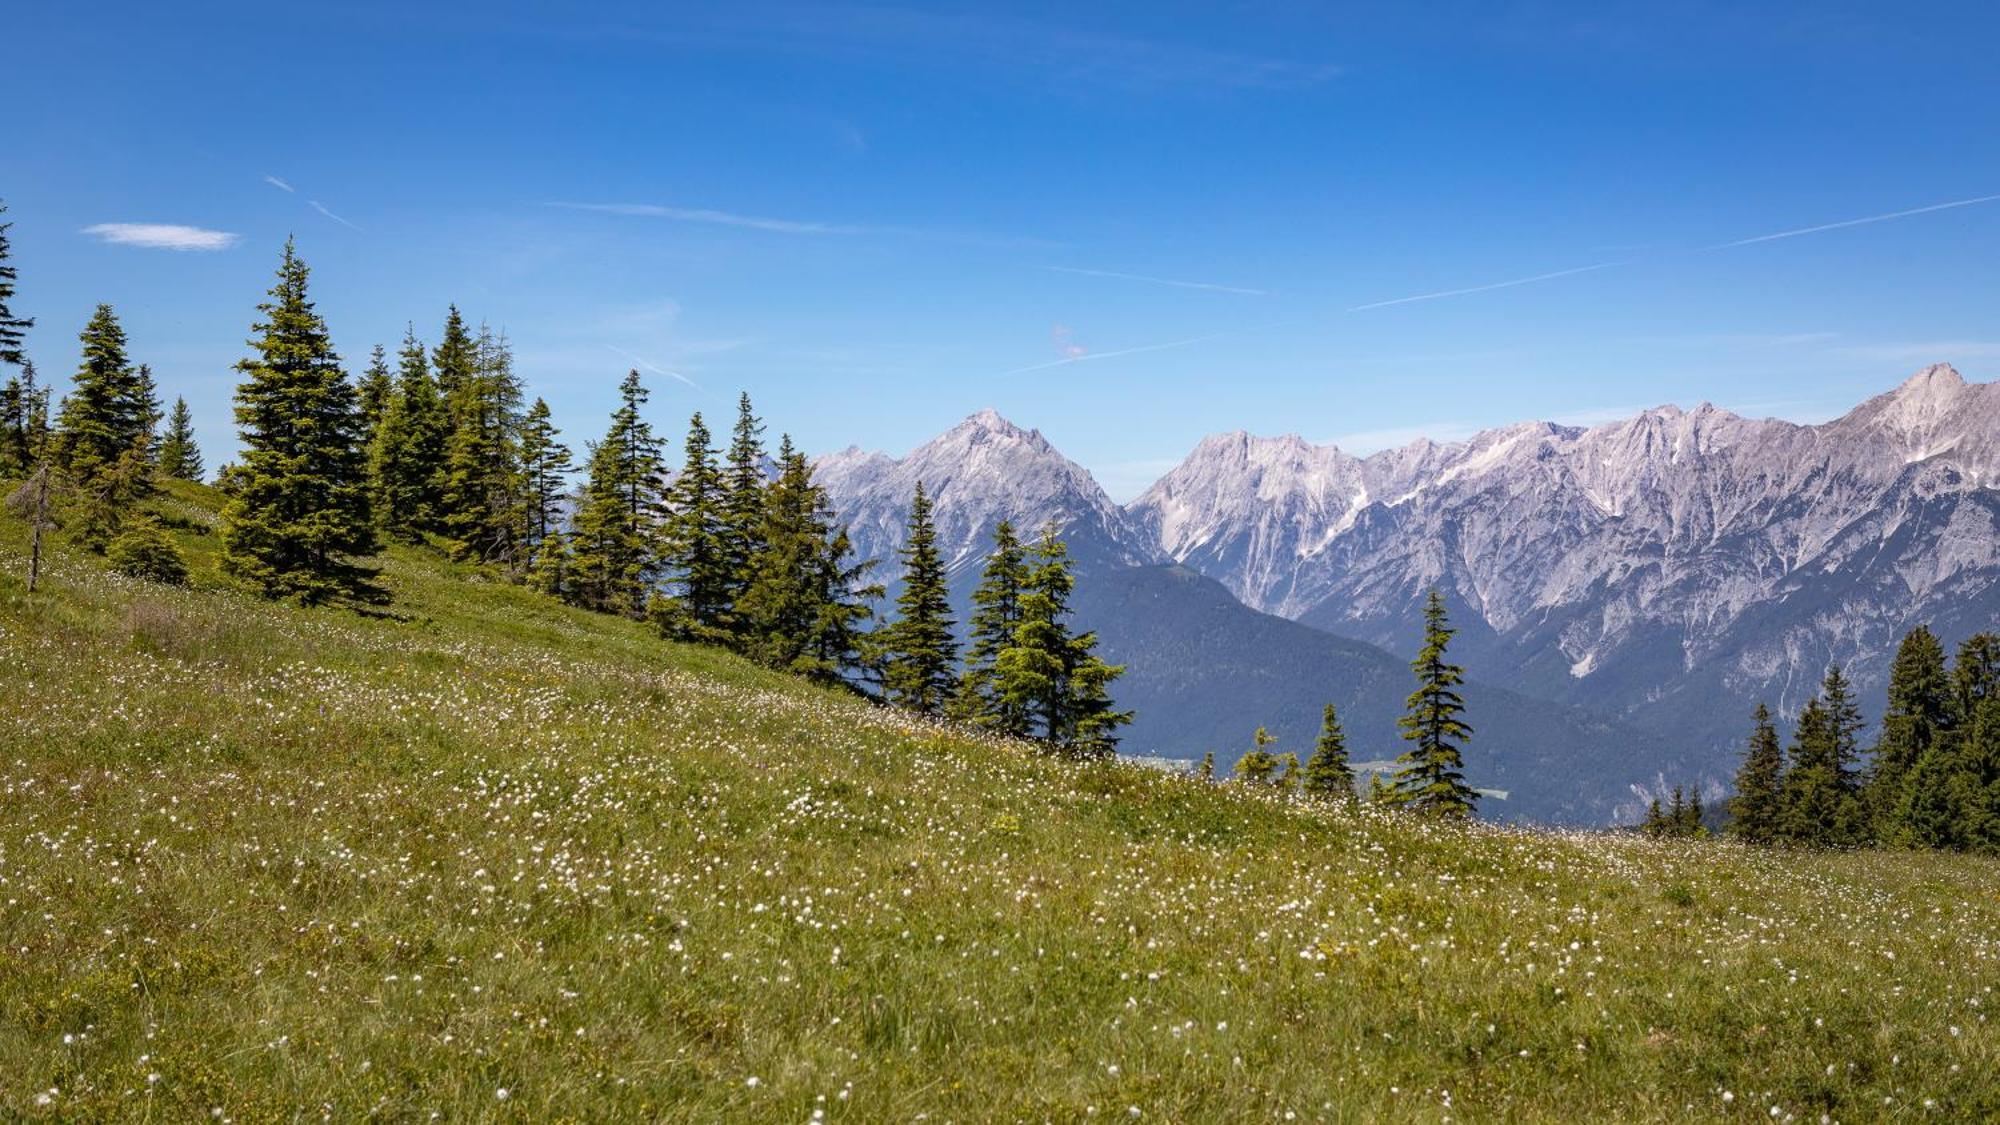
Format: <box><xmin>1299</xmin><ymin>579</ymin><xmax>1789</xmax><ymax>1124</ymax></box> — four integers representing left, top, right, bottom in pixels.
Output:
<box><xmin>1</xmin><ymin>481</ymin><xmax>1996</xmax><ymax>1121</ymax></box>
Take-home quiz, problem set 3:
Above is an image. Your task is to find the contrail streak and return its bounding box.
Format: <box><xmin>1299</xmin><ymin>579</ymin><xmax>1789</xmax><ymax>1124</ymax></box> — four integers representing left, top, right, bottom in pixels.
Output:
<box><xmin>1346</xmin><ymin>262</ymin><xmax>1620</xmax><ymax>312</ymax></box>
<box><xmin>1703</xmin><ymin>192</ymin><xmax>2000</xmax><ymax>250</ymax></box>
<box><xmin>1043</xmin><ymin>265</ymin><xmax>1270</xmax><ymax>296</ymax></box>
<box><xmin>603</xmin><ymin>344</ymin><xmax>707</xmax><ymax>392</ymax></box>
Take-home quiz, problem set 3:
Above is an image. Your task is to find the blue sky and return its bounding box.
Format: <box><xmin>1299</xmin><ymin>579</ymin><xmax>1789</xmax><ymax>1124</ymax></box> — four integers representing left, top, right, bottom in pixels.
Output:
<box><xmin>7</xmin><ymin>1</ymin><xmax>2000</xmax><ymax>498</ymax></box>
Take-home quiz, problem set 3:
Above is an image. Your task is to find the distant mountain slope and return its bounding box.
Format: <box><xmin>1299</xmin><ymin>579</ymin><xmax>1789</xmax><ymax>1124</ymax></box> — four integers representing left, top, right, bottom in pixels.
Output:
<box><xmin>1074</xmin><ymin>566</ymin><xmax>1682</xmax><ymax>825</ymax></box>
<box><xmin>1131</xmin><ymin>364</ymin><xmax>2000</xmax><ymax>753</ymax></box>
<box><xmin>817</xmin><ymin>366</ymin><xmax>2000</xmax><ymax>820</ymax></box>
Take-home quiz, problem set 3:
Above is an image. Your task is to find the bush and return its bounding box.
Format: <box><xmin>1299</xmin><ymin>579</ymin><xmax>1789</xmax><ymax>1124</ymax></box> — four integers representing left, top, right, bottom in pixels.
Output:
<box><xmin>106</xmin><ymin>520</ymin><xmax>190</xmax><ymax>585</ymax></box>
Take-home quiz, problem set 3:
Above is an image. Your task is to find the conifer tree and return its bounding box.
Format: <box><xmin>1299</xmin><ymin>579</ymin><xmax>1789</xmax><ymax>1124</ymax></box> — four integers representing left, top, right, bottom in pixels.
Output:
<box><xmin>1277</xmin><ymin>752</ymin><xmax>1302</xmax><ymax>793</ymax></box>
<box><xmin>437</xmin><ymin>326</ymin><xmax>525</xmax><ymax>564</ymax></box>
<box><xmin>1954</xmin><ymin>633</ymin><xmax>2000</xmax><ymax>716</ymax></box>
<box><xmin>0</xmin><ymin>360</ymin><xmax>51</xmax><ymax>475</ymax></box>
<box><xmin>1642</xmin><ymin>797</ymin><xmax>1665</xmax><ymax>835</ymax></box>
<box><xmin>368</xmin><ymin>326</ymin><xmax>449</xmax><ymax>540</ymax></box>
<box><xmin>0</xmin><ymin>200</ymin><xmax>32</xmax><ymax>368</ymax></box>
<box><xmin>656</xmin><ymin>411</ymin><xmax>731</xmax><ymax>639</ymax></box>
<box><xmin>1197</xmin><ymin>752</ymin><xmax>1215</xmax><ymax>780</ymax></box>
<box><xmin>1233</xmin><ymin>726</ymin><xmax>1279</xmax><ymax>783</ymax></box>
<box><xmin>528</xmin><ymin>527</ymin><xmax>573</xmax><ymax>600</ymax></box>
<box><xmin>951</xmin><ymin>520</ymin><xmax>1031</xmax><ymax>734</ymax></box>
<box><xmin>994</xmin><ymin>530</ymin><xmax>1130</xmax><ymax>758</ymax></box>
<box><xmin>157</xmin><ymin>396</ymin><xmax>203</xmax><ymax>482</ymax></box>
<box><xmin>1869</xmin><ymin>626</ymin><xmax>1958</xmax><ymax>838</ymax></box>
<box><xmin>429</xmin><ymin>305</ymin><xmax>478</xmax><ymax>407</ymax></box>
<box><xmin>218</xmin><ymin>240</ymin><xmax>377</xmax><ymax>602</ymax></box>
<box><xmin>516</xmin><ymin>396</ymin><xmax>571</xmax><ymax>547</ymax></box>
<box><xmin>1728</xmin><ymin>703</ymin><xmax>1786</xmax><ymax>844</ymax></box>
<box><xmin>1303</xmin><ymin>703</ymin><xmax>1355</xmax><ymax>799</ymax></box>
<box><xmin>566</xmin><ymin>370</ymin><xmax>663</xmax><ymax>616</ymax></box>
<box><xmin>1682</xmin><ymin>788</ymin><xmax>1706</xmax><ymax>835</ymax></box>
<box><xmin>107</xmin><ymin>518</ymin><xmax>189</xmax><ymax>585</ymax></box>
<box><xmin>52</xmin><ymin>305</ymin><xmax>154</xmax><ymax>548</ymax></box>
<box><xmin>5</xmin><ymin>463</ymin><xmax>58</xmax><ymax>591</ymax></box>
<box><xmin>356</xmin><ymin>343</ymin><xmax>394</xmax><ymax>445</ymax></box>
<box><xmin>1389</xmin><ymin>589</ymin><xmax>1478</xmax><ymax>817</ymax></box>
<box><xmin>132</xmin><ymin>364</ymin><xmax>162</xmax><ymax>468</ymax></box>
<box><xmin>735</xmin><ymin>437</ymin><xmax>878</xmax><ymax>684</ymax></box>
<box><xmin>720</xmin><ymin>392</ymin><xmax>768</xmax><ymax>616</ymax></box>
<box><xmin>1777</xmin><ymin>680</ymin><xmax>1867</xmax><ymax>846</ymax></box>
<box><xmin>879</xmin><ymin>481</ymin><xmax>959</xmax><ymax>714</ymax></box>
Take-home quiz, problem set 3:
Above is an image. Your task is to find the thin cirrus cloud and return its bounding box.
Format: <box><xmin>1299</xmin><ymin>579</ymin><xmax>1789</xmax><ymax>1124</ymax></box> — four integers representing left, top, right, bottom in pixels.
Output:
<box><xmin>262</xmin><ymin>174</ymin><xmax>295</xmax><ymax>193</ymax></box>
<box><xmin>82</xmin><ymin>223</ymin><xmax>239</xmax><ymax>251</ymax></box>
<box><xmin>550</xmin><ymin>201</ymin><xmax>861</xmax><ymax>236</ymax></box>
<box><xmin>1701</xmin><ymin>192</ymin><xmax>2000</xmax><ymax>250</ymax></box>
<box><xmin>1044</xmin><ymin>265</ymin><xmax>1270</xmax><ymax>297</ymax></box>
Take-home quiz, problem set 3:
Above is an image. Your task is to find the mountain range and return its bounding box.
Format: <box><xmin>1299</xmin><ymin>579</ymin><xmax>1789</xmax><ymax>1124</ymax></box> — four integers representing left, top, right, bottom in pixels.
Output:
<box><xmin>816</xmin><ymin>364</ymin><xmax>2000</xmax><ymax>823</ymax></box>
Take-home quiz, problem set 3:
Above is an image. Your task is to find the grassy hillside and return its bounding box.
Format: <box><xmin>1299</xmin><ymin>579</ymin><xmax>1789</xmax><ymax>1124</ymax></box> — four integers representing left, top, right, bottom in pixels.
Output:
<box><xmin>2</xmin><ymin>482</ymin><xmax>1996</xmax><ymax>1121</ymax></box>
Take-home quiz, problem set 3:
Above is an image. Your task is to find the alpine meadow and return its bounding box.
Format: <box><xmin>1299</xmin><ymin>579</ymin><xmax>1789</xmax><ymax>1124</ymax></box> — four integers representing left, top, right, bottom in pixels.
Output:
<box><xmin>8</xmin><ymin>2</ymin><xmax>2000</xmax><ymax>1120</ymax></box>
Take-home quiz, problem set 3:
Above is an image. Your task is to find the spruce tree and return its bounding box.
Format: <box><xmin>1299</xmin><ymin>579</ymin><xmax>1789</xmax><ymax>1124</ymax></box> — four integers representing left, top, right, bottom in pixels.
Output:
<box><xmin>1728</xmin><ymin>703</ymin><xmax>1785</xmax><ymax>844</ymax></box>
<box><xmin>0</xmin><ymin>200</ymin><xmax>32</xmax><ymax>368</ymax></box>
<box><xmin>1233</xmin><ymin>726</ymin><xmax>1279</xmax><ymax>783</ymax></box>
<box><xmin>132</xmin><ymin>364</ymin><xmax>163</xmax><ymax>468</ymax></box>
<box><xmin>1303</xmin><ymin>703</ymin><xmax>1355</xmax><ymax>799</ymax></box>
<box><xmin>1197</xmin><ymin>751</ymin><xmax>1215</xmax><ymax>780</ymax></box>
<box><xmin>993</xmin><ymin>530</ymin><xmax>1129</xmax><ymax>757</ymax></box>
<box><xmin>1777</xmin><ymin>682</ymin><xmax>1867</xmax><ymax>847</ymax></box>
<box><xmin>356</xmin><ymin>343</ymin><xmax>394</xmax><ymax>445</ymax></box>
<box><xmin>720</xmin><ymin>391</ymin><xmax>768</xmax><ymax>618</ymax></box>
<box><xmin>517</xmin><ymin>396</ymin><xmax>571</xmax><ymax>547</ymax></box>
<box><xmin>879</xmin><ymin>481</ymin><xmax>959</xmax><ymax>714</ymax></box>
<box><xmin>656</xmin><ymin>411</ymin><xmax>731</xmax><ymax>640</ymax></box>
<box><xmin>52</xmin><ymin>305</ymin><xmax>154</xmax><ymax>548</ymax></box>
<box><xmin>1</xmin><ymin>360</ymin><xmax>51</xmax><ymax>475</ymax></box>
<box><xmin>437</xmin><ymin>325</ymin><xmax>525</xmax><ymax>564</ymax></box>
<box><xmin>157</xmin><ymin>396</ymin><xmax>204</xmax><ymax>482</ymax></box>
<box><xmin>1389</xmin><ymin>589</ymin><xmax>1478</xmax><ymax>817</ymax></box>
<box><xmin>429</xmin><ymin>305</ymin><xmax>478</xmax><ymax>407</ymax></box>
<box><xmin>735</xmin><ymin>437</ymin><xmax>878</xmax><ymax>684</ymax></box>
<box><xmin>1870</xmin><ymin>626</ymin><xmax>1958</xmax><ymax>839</ymax></box>
<box><xmin>950</xmin><ymin>520</ymin><xmax>1031</xmax><ymax>735</ymax></box>
<box><xmin>566</xmin><ymin>370</ymin><xmax>663</xmax><ymax>617</ymax></box>
<box><xmin>368</xmin><ymin>326</ymin><xmax>448</xmax><ymax>540</ymax></box>
<box><xmin>1955</xmin><ymin>633</ymin><xmax>2000</xmax><ymax>716</ymax></box>
<box><xmin>218</xmin><ymin>239</ymin><xmax>378</xmax><ymax>603</ymax></box>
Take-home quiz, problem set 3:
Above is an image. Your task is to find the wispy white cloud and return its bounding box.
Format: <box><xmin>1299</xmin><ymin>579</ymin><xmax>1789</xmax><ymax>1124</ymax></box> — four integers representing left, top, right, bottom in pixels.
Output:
<box><xmin>1043</xmin><ymin>265</ymin><xmax>1270</xmax><ymax>296</ymax></box>
<box><xmin>262</xmin><ymin>174</ymin><xmax>295</xmax><ymax>193</ymax></box>
<box><xmin>309</xmin><ymin>200</ymin><xmax>362</xmax><ymax>231</ymax></box>
<box><xmin>82</xmin><ymin>223</ymin><xmax>239</xmax><ymax>251</ymax></box>
<box><xmin>1347</xmin><ymin>262</ymin><xmax>1621</xmax><ymax>312</ymax></box>
<box><xmin>1704</xmin><ymin>192</ymin><xmax>2000</xmax><ymax>250</ymax></box>
<box><xmin>550</xmin><ymin>201</ymin><xmax>860</xmax><ymax>235</ymax></box>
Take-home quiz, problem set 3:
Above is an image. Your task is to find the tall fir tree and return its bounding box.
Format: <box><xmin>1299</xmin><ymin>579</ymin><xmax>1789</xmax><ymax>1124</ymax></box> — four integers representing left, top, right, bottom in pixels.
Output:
<box><xmin>992</xmin><ymin>530</ymin><xmax>1130</xmax><ymax>758</ymax></box>
<box><xmin>735</xmin><ymin>437</ymin><xmax>879</xmax><ymax>685</ymax></box>
<box><xmin>565</xmin><ymin>370</ymin><xmax>663</xmax><ymax>617</ymax></box>
<box><xmin>1303</xmin><ymin>703</ymin><xmax>1355</xmax><ymax>799</ymax></box>
<box><xmin>132</xmin><ymin>364</ymin><xmax>162</xmax><ymax>468</ymax></box>
<box><xmin>0</xmin><ymin>200</ymin><xmax>32</xmax><ymax>368</ymax></box>
<box><xmin>367</xmin><ymin>326</ymin><xmax>449</xmax><ymax>540</ymax></box>
<box><xmin>950</xmin><ymin>520</ymin><xmax>1031</xmax><ymax>734</ymax></box>
<box><xmin>719</xmin><ymin>392</ymin><xmax>768</xmax><ymax>620</ymax></box>
<box><xmin>879</xmin><ymin>482</ymin><xmax>959</xmax><ymax>714</ymax></box>
<box><xmin>157</xmin><ymin>396</ymin><xmax>204</xmax><ymax>481</ymax></box>
<box><xmin>656</xmin><ymin>411</ymin><xmax>732</xmax><ymax>640</ymax></box>
<box><xmin>1389</xmin><ymin>589</ymin><xmax>1479</xmax><ymax>817</ymax></box>
<box><xmin>516</xmin><ymin>396</ymin><xmax>571</xmax><ymax>547</ymax></box>
<box><xmin>1776</xmin><ymin>668</ymin><xmax>1869</xmax><ymax>846</ymax></box>
<box><xmin>437</xmin><ymin>326</ymin><xmax>525</xmax><ymax>564</ymax></box>
<box><xmin>218</xmin><ymin>239</ymin><xmax>378</xmax><ymax>603</ymax></box>
<box><xmin>52</xmin><ymin>305</ymin><xmax>154</xmax><ymax>549</ymax></box>
<box><xmin>1954</xmin><ymin>633</ymin><xmax>2000</xmax><ymax>717</ymax></box>
<box><xmin>429</xmin><ymin>305</ymin><xmax>478</xmax><ymax>407</ymax></box>
<box><xmin>1870</xmin><ymin>627</ymin><xmax>1958</xmax><ymax>840</ymax></box>
<box><xmin>356</xmin><ymin>343</ymin><xmax>394</xmax><ymax>446</ymax></box>
<box><xmin>1728</xmin><ymin>703</ymin><xmax>1786</xmax><ymax>844</ymax></box>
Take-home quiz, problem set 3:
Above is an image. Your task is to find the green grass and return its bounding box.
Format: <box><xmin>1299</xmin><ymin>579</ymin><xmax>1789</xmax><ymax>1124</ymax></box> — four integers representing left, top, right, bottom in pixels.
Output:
<box><xmin>2</xmin><ymin>481</ymin><xmax>1996</xmax><ymax>1121</ymax></box>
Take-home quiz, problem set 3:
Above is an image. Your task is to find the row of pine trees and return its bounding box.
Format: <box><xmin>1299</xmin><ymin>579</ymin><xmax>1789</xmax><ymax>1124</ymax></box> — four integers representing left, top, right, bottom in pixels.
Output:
<box><xmin>0</xmin><ymin>211</ymin><xmax>1131</xmax><ymax>758</ymax></box>
<box><xmin>1727</xmin><ymin>627</ymin><xmax>2000</xmax><ymax>852</ymax></box>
